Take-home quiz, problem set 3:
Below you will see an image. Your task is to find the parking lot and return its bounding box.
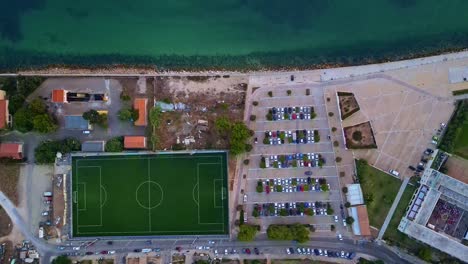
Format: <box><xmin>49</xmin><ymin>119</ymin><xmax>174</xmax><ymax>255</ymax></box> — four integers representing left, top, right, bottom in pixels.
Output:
<box><xmin>244</xmin><ymin>84</ymin><xmax>348</xmax><ymax>236</ymax></box>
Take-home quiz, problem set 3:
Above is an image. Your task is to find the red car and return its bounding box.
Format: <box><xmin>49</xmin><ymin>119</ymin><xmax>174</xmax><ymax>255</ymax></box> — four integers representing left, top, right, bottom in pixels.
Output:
<box><xmin>100</xmin><ymin>251</ymin><xmax>108</xmax><ymax>254</ymax></box>
<box><xmin>265</xmin><ymin>185</ymin><xmax>270</xmax><ymax>194</ymax></box>
<box><xmin>300</xmin><ymin>185</ymin><xmax>304</xmax><ymax>192</ymax></box>
<box><xmin>292</xmin><ymin>113</ymin><xmax>297</xmax><ymax>120</ymax></box>
<box><xmin>245</xmin><ymin>248</ymin><xmax>251</xmax><ymax>254</ymax></box>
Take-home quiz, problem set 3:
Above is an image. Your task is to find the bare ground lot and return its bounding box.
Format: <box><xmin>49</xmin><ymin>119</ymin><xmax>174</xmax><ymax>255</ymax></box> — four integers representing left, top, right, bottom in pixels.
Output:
<box><xmin>0</xmin><ymin>163</ymin><xmax>20</xmax><ymax>205</ymax></box>
<box><xmin>0</xmin><ymin>207</ymin><xmax>12</xmax><ymax>237</ymax></box>
<box><xmin>343</xmin><ymin>122</ymin><xmax>376</xmax><ymax>149</ymax></box>
<box><xmin>444</xmin><ymin>155</ymin><xmax>468</xmax><ymax>184</ymax></box>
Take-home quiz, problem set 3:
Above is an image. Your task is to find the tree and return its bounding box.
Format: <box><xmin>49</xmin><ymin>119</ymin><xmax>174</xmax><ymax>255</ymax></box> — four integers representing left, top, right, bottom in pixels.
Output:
<box><xmin>268</xmin><ymin>91</ymin><xmax>273</xmax><ymax>97</ymax></box>
<box><xmin>346</xmin><ymin>216</ymin><xmax>355</xmax><ymax>225</ymax></box>
<box><xmin>418</xmin><ymin>247</ymin><xmax>432</xmax><ymax>261</ymax></box>
<box><xmin>328</xmin><ymin>112</ymin><xmax>334</xmax><ymax>117</ymax></box>
<box><xmin>29</xmin><ymin>98</ymin><xmax>47</xmax><ymax>115</ymax></box>
<box><xmin>321</xmin><ymin>184</ymin><xmax>329</xmax><ymax>191</ymax></box>
<box><xmin>105</xmin><ymin>137</ymin><xmax>124</xmax><ymax>152</ymax></box>
<box><xmin>342</xmin><ymin>187</ymin><xmax>348</xmax><ymax>193</ymax></box>
<box><xmin>287</xmin><ymin>90</ymin><xmax>292</xmax><ymax>96</ymax></box>
<box><xmin>252</xmin><ymin>101</ymin><xmax>259</xmax><ymax>106</ymax></box>
<box><xmin>267</xmin><ymin>224</ymin><xmax>309</xmax><ymax>243</ymax></box>
<box><xmin>118</xmin><ymin>108</ymin><xmax>133</xmax><ymax>121</ymax></box>
<box><xmin>52</xmin><ymin>255</ymin><xmax>72</xmax><ymax>264</ymax></box>
<box><xmin>352</xmin><ymin>131</ymin><xmax>363</xmax><ymax>141</ymax></box>
<box><xmin>245</xmin><ymin>144</ymin><xmax>253</xmax><ymax>152</ymax></box>
<box><xmin>250</xmin><ymin>115</ymin><xmax>256</xmax><ymax>121</ymax></box>
<box><xmin>333</xmin><ymin>140</ymin><xmax>339</xmax><ymax>147</ymax></box>
<box><xmin>215</xmin><ymin>116</ymin><xmax>231</xmax><ymax>136</ymax></box>
<box><xmin>149</xmin><ymin>106</ymin><xmax>162</xmax><ymax>128</ymax></box>
<box><xmin>237</xmin><ymin>224</ymin><xmax>258</xmax><ymax>241</ymax></box>
<box><xmin>345</xmin><ymin>202</ymin><xmax>351</xmax><ymax>208</ymax></box>
<box><xmin>263</xmin><ymin>137</ymin><xmax>270</xmax><ymax>144</ymax></box>
<box><xmin>33</xmin><ymin>114</ymin><xmax>57</xmax><ymax>133</ymax></box>
<box><xmin>335</xmin><ymin>156</ymin><xmax>342</xmax><ymax>162</ymax></box>
<box><xmin>82</xmin><ymin>109</ymin><xmax>100</xmax><ymax>123</ymax></box>
<box><xmin>35</xmin><ymin>141</ymin><xmax>60</xmax><ymax>164</ymax></box>
<box><xmin>243</xmin><ymin>159</ymin><xmax>250</xmax><ymax>165</ymax></box>
<box><xmin>13</xmin><ymin>107</ymin><xmax>33</xmax><ymax>132</ymax></box>
<box><xmin>331</xmin><ymin>127</ymin><xmax>337</xmax><ymax>132</ymax></box>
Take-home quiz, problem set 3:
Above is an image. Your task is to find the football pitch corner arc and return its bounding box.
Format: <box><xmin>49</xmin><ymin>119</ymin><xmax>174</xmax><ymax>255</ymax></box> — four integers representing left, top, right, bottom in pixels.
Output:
<box><xmin>71</xmin><ymin>152</ymin><xmax>229</xmax><ymax>237</ymax></box>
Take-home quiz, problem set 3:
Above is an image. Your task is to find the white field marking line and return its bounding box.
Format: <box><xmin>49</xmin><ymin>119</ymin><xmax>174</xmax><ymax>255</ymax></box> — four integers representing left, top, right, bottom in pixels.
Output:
<box><xmin>148</xmin><ymin>158</ymin><xmax>151</xmax><ymax>232</ymax></box>
<box><xmin>214</xmin><ymin>179</ymin><xmax>224</xmax><ymax>208</ymax></box>
<box><xmin>77</xmin><ymin>183</ymin><xmax>87</xmax><ymax>211</ymax></box>
<box><xmin>197</xmin><ymin>162</ymin><xmax>224</xmax><ymax>225</ymax></box>
<box><xmin>192</xmin><ymin>183</ymin><xmax>199</xmax><ymax>206</ymax></box>
<box><xmin>76</xmin><ymin>229</ymin><xmax>226</xmax><ymax>235</ymax></box>
<box><xmin>100</xmin><ymin>185</ymin><xmax>108</xmax><ymax>208</ymax></box>
<box><xmin>75</xmin><ymin>155</ymin><xmax>223</xmax><ymax>163</ymax></box>
<box><xmin>77</xmin><ymin>167</ymin><xmax>103</xmax><ymax>229</ymax></box>
<box><xmin>221</xmin><ymin>158</ymin><xmax>225</xmax><ymax>232</ymax></box>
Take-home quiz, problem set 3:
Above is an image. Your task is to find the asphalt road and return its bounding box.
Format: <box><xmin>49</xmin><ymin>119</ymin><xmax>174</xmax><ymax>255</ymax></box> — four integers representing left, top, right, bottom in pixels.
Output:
<box><xmin>0</xmin><ymin>190</ymin><xmax>410</xmax><ymax>264</ymax></box>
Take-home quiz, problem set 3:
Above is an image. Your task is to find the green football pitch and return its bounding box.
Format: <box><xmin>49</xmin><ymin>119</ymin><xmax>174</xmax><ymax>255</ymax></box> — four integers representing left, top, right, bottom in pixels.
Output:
<box><xmin>71</xmin><ymin>152</ymin><xmax>228</xmax><ymax>237</ymax></box>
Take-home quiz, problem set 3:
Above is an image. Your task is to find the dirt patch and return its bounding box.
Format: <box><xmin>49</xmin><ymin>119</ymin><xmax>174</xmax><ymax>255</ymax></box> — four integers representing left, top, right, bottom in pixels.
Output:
<box><xmin>53</xmin><ymin>174</ymin><xmax>65</xmax><ymax>230</ymax></box>
<box><xmin>0</xmin><ymin>240</ymin><xmax>14</xmax><ymax>264</ymax></box>
<box><xmin>445</xmin><ymin>155</ymin><xmax>468</xmax><ymax>184</ymax></box>
<box><xmin>344</xmin><ymin>121</ymin><xmax>377</xmax><ymax>149</ymax></box>
<box><xmin>0</xmin><ymin>163</ymin><xmax>20</xmax><ymax>205</ymax></box>
<box><xmin>147</xmin><ymin>255</ymin><xmax>161</xmax><ymax>264</ymax></box>
<box><xmin>337</xmin><ymin>92</ymin><xmax>360</xmax><ymax>120</ymax></box>
<box><xmin>0</xmin><ymin>208</ymin><xmax>12</xmax><ymax>237</ymax></box>
<box><xmin>153</xmin><ymin>76</ymin><xmax>246</xmax><ymax>150</ymax></box>
<box><xmin>171</xmin><ymin>254</ymin><xmax>185</xmax><ymax>264</ymax></box>
<box><xmin>127</xmin><ymin>257</ymin><xmax>140</xmax><ymax>264</ymax></box>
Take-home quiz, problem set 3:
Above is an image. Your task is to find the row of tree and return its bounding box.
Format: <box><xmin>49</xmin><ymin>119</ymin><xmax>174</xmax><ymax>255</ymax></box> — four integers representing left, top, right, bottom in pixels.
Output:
<box><xmin>14</xmin><ymin>98</ymin><xmax>57</xmax><ymax>133</ymax></box>
<box><xmin>35</xmin><ymin>138</ymin><xmax>81</xmax><ymax>163</ymax></box>
<box><xmin>438</xmin><ymin>100</ymin><xmax>468</xmax><ymax>154</ymax></box>
<box><xmin>266</xmin><ymin>224</ymin><xmax>310</xmax><ymax>243</ymax></box>
<box><xmin>215</xmin><ymin>116</ymin><xmax>252</xmax><ymax>155</ymax></box>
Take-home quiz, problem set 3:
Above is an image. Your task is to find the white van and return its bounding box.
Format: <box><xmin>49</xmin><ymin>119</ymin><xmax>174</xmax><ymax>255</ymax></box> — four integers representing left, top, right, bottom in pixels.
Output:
<box><xmin>43</xmin><ymin>192</ymin><xmax>52</xmax><ymax>197</ymax></box>
<box><xmin>141</xmin><ymin>248</ymin><xmax>152</xmax><ymax>253</ymax></box>
<box><xmin>243</xmin><ymin>194</ymin><xmax>247</xmax><ymax>202</ymax></box>
<box><xmin>389</xmin><ymin>170</ymin><xmax>400</xmax><ymax>177</ymax></box>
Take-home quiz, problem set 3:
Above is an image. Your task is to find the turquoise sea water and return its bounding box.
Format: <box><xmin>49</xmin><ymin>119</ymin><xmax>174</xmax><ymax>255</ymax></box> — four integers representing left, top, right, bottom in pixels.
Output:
<box><xmin>1</xmin><ymin>0</ymin><xmax>468</xmax><ymax>70</ymax></box>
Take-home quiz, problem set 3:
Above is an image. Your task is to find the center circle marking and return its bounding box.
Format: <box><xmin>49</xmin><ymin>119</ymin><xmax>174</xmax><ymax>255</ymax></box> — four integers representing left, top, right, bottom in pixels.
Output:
<box><xmin>135</xmin><ymin>181</ymin><xmax>163</xmax><ymax>209</ymax></box>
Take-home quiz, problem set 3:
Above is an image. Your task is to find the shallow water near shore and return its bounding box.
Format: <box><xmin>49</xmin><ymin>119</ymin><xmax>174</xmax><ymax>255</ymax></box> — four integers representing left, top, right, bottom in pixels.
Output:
<box><xmin>1</xmin><ymin>0</ymin><xmax>468</xmax><ymax>70</ymax></box>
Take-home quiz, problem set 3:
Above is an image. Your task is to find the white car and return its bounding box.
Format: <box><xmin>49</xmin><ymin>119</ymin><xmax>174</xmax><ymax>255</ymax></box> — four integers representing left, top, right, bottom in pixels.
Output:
<box><xmin>343</xmin><ymin>219</ymin><xmax>347</xmax><ymax>227</ymax></box>
<box><xmin>318</xmin><ymin>249</ymin><xmax>323</xmax><ymax>256</ymax></box>
<box><xmin>286</xmin><ymin>248</ymin><xmax>291</xmax><ymax>254</ymax></box>
<box><xmin>73</xmin><ymin>247</ymin><xmax>80</xmax><ymax>251</ymax></box>
<box><xmin>214</xmin><ymin>249</ymin><xmax>218</xmax><ymax>255</ymax></box>
<box><xmin>338</xmin><ymin>234</ymin><xmax>343</xmax><ymax>241</ymax></box>
<box><xmin>224</xmin><ymin>249</ymin><xmax>228</xmax><ymax>255</ymax></box>
<box><xmin>108</xmin><ymin>251</ymin><xmax>116</xmax><ymax>255</ymax></box>
<box><xmin>334</xmin><ymin>215</ymin><xmax>338</xmax><ymax>222</ymax></box>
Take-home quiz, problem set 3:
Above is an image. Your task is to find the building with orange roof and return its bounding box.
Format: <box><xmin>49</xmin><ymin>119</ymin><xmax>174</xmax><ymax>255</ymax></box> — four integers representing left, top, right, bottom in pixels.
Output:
<box><xmin>0</xmin><ymin>142</ymin><xmax>23</xmax><ymax>160</ymax></box>
<box><xmin>347</xmin><ymin>205</ymin><xmax>371</xmax><ymax>237</ymax></box>
<box><xmin>0</xmin><ymin>98</ymin><xmax>8</xmax><ymax>130</ymax></box>
<box><xmin>124</xmin><ymin>136</ymin><xmax>147</xmax><ymax>149</ymax></box>
<box><xmin>52</xmin><ymin>89</ymin><xmax>68</xmax><ymax>103</ymax></box>
<box><xmin>133</xmin><ymin>98</ymin><xmax>147</xmax><ymax>126</ymax></box>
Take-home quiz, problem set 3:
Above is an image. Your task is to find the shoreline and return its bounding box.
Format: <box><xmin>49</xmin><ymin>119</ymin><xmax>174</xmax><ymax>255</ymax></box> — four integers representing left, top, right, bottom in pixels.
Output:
<box><xmin>0</xmin><ymin>49</ymin><xmax>467</xmax><ymax>77</ymax></box>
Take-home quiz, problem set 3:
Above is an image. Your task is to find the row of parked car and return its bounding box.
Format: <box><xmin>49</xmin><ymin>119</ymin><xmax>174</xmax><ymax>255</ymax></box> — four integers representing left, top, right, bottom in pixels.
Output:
<box><xmin>214</xmin><ymin>247</ymin><xmax>260</xmax><ymax>255</ymax></box>
<box><xmin>263</xmin><ymin>129</ymin><xmax>318</xmax><ymax>145</ymax></box>
<box><xmin>270</xmin><ymin>106</ymin><xmax>315</xmax><ymax>121</ymax></box>
<box><xmin>252</xmin><ymin>201</ymin><xmax>331</xmax><ymax>217</ymax></box>
<box><xmin>286</xmin><ymin>247</ymin><xmax>356</xmax><ymax>259</ymax></box>
<box><xmin>259</xmin><ymin>177</ymin><xmax>329</xmax><ymax>194</ymax></box>
<box><xmin>262</xmin><ymin>153</ymin><xmax>324</xmax><ymax>169</ymax></box>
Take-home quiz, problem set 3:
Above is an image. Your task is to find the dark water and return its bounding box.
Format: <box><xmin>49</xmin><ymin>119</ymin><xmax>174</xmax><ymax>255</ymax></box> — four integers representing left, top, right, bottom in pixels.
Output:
<box><xmin>1</xmin><ymin>0</ymin><xmax>468</xmax><ymax>70</ymax></box>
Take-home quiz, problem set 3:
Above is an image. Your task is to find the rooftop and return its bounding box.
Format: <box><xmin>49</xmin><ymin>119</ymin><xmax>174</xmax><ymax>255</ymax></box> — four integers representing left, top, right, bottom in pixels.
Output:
<box><xmin>65</xmin><ymin>115</ymin><xmax>91</xmax><ymax>130</ymax></box>
<box><xmin>0</xmin><ymin>142</ymin><xmax>23</xmax><ymax>159</ymax></box>
<box><xmin>133</xmin><ymin>98</ymin><xmax>147</xmax><ymax>126</ymax></box>
<box><xmin>0</xmin><ymin>99</ymin><xmax>7</xmax><ymax>130</ymax></box>
<box><xmin>124</xmin><ymin>136</ymin><xmax>147</xmax><ymax>149</ymax></box>
<box><xmin>346</xmin><ymin>184</ymin><xmax>364</xmax><ymax>205</ymax></box>
<box><xmin>52</xmin><ymin>89</ymin><xmax>67</xmax><ymax>103</ymax></box>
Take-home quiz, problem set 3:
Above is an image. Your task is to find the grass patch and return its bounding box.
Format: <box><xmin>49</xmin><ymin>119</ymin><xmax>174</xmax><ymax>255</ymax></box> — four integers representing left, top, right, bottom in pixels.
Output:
<box><xmin>72</xmin><ymin>152</ymin><xmax>228</xmax><ymax>237</ymax></box>
<box><xmin>439</xmin><ymin>100</ymin><xmax>468</xmax><ymax>158</ymax></box>
<box><xmin>356</xmin><ymin>160</ymin><xmax>401</xmax><ymax>228</ymax></box>
<box><xmin>452</xmin><ymin>89</ymin><xmax>468</xmax><ymax>96</ymax></box>
<box><xmin>382</xmin><ymin>184</ymin><xmax>422</xmax><ymax>254</ymax></box>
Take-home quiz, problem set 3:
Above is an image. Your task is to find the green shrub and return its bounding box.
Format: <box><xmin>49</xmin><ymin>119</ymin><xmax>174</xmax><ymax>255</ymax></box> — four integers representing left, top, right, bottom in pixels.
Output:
<box><xmin>328</xmin><ymin>112</ymin><xmax>334</xmax><ymax>117</ymax></box>
<box><xmin>252</xmin><ymin>101</ymin><xmax>259</xmax><ymax>106</ymax></box>
<box><xmin>268</xmin><ymin>91</ymin><xmax>273</xmax><ymax>97</ymax></box>
<box><xmin>250</xmin><ymin>115</ymin><xmax>256</xmax><ymax>121</ymax></box>
<box><xmin>287</xmin><ymin>90</ymin><xmax>292</xmax><ymax>96</ymax></box>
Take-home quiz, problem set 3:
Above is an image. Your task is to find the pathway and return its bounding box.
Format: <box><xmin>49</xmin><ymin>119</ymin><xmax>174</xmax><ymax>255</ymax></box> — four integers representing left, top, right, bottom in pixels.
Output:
<box><xmin>377</xmin><ymin>177</ymin><xmax>410</xmax><ymax>240</ymax></box>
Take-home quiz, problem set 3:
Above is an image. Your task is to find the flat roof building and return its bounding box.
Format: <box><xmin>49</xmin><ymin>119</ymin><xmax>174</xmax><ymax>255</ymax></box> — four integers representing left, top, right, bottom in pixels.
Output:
<box><xmin>81</xmin><ymin>141</ymin><xmax>105</xmax><ymax>152</ymax></box>
<box><xmin>346</xmin><ymin>184</ymin><xmax>364</xmax><ymax>206</ymax></box>
<box><xmin>398</xmin><ymin>169</ymin><xmax>468</xmax><ymax>261</ymax></box>
<box><xmin>124</xmin><ymin>136</ymin><xmax>147</xmax><ymax>149</ymax></box>
<box><xmin>65</xmin><ymin>115</ymin><xmax>91</xmax><ymax>130</ymax></box>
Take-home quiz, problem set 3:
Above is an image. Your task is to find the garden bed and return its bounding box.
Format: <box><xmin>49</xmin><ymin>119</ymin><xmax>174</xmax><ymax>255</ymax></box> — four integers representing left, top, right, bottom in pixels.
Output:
<box><xmin>337</xmin><ymin>92</ymin><xmax>360</xmax><ymax>120</ymax></box>
<box><xmin>344</xmin><ymin>121</ymin><xmax>377</xmax><ymax>149</ymax></box>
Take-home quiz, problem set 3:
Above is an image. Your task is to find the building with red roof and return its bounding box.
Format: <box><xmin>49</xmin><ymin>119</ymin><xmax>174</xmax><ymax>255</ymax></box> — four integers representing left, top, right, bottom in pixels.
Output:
<box><xmin>0</xmin><ymin>90</ymin><xmax>9</xmax><ymax>130</ymax></box>
<box><xmin>0</xmin><ymin>142</ymin><xmax>23</xmax><ymax>160</ymax></box>
<box><xmin>124</xmin><ymin>136</ymin><xmax>147</xmax><ymax>149</ymax></box>
<box><xmin>133</xmin><ymin>98</ymin><xmax>147</xmax><ymax>126</ymax></box>
<box><xmin>52</xmin><ymin>89</ymin><xmax>68</xmax><ymax>103</ymax></box>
